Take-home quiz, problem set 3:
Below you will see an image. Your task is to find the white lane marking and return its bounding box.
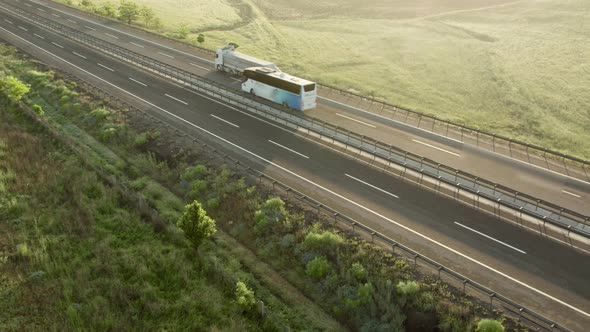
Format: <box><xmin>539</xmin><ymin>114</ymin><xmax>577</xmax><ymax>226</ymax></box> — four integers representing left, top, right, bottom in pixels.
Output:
<box><xmin>345</xmin><ymin>174</ymin><xmax>399</xmax><ymax>198</ymax></box>
<box><xmin>33</xmin><ymin>1</ymin><xmax>216</xmax><ymax>64</ymax></box>
<box><xmin>72</xmin><ymin>51</ymin><xmax>86</xmax><ymax>59</ymax></box>
<box><xmin>33</xmin><ymin>33</ymin><xmax>45</xmax><ymax>39</ymax></box>
<box><xmin>319</xmin><ymin>96</ymin><xmax>464</xmax><ymax>145</ymax></box>
<box><xmin>164</xmin><ymin>93</ymin><xmax>188</xmax><ymax>105</ymax></box>
<box><xmin>52</xmin><ymin>13</ymin><xmax>60</xmax><ymax>18</ymax></box>
<box><xmin>3</xmin><ymin>19</ymin><xmax>13</xmax><ymax>24</ymax></box>
<box><xmin>18</xmin><ymin>26</ymin><xmax>28</xmax><ymax>31</ymax></box>
<box><xmin>230</xmin><ymin>77</ymin><xmax>242</xmax><ymax>82</ymax></box>
<box><xmin>335</xmin><ymin>113</ymin><xmax>377</xmax><ymax>128</ymax></box>
<box><xmin>129</xmin><ymin>41</ymin><xmax>144</xmax><ymax>48</ymax></box>
<box><xmin>412</xmin><ymin>139</ymin><xmax>461</xmax><ymax>157</ymax></box>
<box><xmin>37</xmin><ymin>8</ymin><xmax>46</xmax><ymax>12</ymax></box>
<box><xmin>84</xmin><ymin>25</ymin><xmax>96</xmax><ymax>31</ymax></box>
<box><xmin>454</xmin><ymin>222</ymin><xmax>527</xmax><ymax>254</ymax></box>
<box><xmin>128</xmin><ymin>77</ymin><xmax>147</xmax><ymax>87</ymax></box>
<box><xmin>105</xmin><ymin>33</ymin><xmax>118</xmax><ymax>39</ymax></box>
<box><xmin>210</xmin><ymin>114</ymin><xmax>239</xmax><ymax>128</ymax></box>
<box><xmin>158</xmin><ymin>51</ymin><xmax>174</xmax><ymax>59</ymax></box>
<box><xmin>25</xmin><ymin>3</ymin><xmax>32</xmax><ymax>6</ymax></box>
<box><xmin>562</xmin><ymin>190</ymin><xmax>581</xmax><ymax>198</ymax></box>
<box><xmin>268</xmin><ymin>140</ymin><xmax>309</xmax><ymax>159</ymax></box>
<box><xmin>6</xmin><ymin>27</ymin><xmax>589</xmax><ymax>321</ymax></box>
<box><xmin>97</xmin><ymin>63</ymin><xmax>115</xmax><ymax>72</ymax></box>
<box><xmin>67</xmin><ymin>19</ymin><xmax>77</xmax><ymax>24</ymax></box>
<box><xmin>189</xmin><ymin>62</ymin><xmax>211</xmax><ymax>71</ymax></box>
<box><xmin>51</xmin><ymin>41</ymin><xmax>64</xmax><ymax>48</ymax></box>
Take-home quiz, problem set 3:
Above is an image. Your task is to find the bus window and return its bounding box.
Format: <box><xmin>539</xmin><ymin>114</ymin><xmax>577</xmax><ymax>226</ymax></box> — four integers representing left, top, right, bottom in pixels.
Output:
<box><xmin>304</xmin><ymin>84</ymin><xmax>316</xmax><ymax>92</ymax></box>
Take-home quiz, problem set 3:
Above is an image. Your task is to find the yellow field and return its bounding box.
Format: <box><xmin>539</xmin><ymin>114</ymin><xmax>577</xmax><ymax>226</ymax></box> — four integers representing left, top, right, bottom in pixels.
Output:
<box><xmin>86</xmin><ymin>0</ymin><xmax>590</xmax><ymax>158</ymax></box>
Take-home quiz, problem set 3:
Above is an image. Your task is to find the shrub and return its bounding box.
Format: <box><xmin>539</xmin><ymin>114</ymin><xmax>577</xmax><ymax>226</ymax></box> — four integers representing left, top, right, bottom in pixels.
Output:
<box><xmin>357</xmin><ymin>282</ymin><xmax>374</xmax><ymax>305</ymax></box>
<box><xmin>32</xmin><ymin>104</ymin><xmax>44</xmax><ymax>115</ymax></box>
<box><xmin>235</xmin><ymin>281</ymin><xmax>256</xmax><ymax>312</ymax></box>
<box><xmin>397</xmin><ymin>280</ymin><xmax>419</xmax><ymax>297</ymax></box>
<box><xmin>302</xmin><ymin>230</ymin><xmax>343</xmax><ymax>253</ymax></box>
<box><xmin>305</xmin><ymin>256</ymin><xmax>331</xmax><ymax>280</ymax></box>
<box><xmin>176</xmin><ymin>200</ymin><xmax>216</xmax><ymax>248</ymax></box>
<box><xmin>133</xmin><ymin>132</ymin><xmax>149</xmax><ymax>147</ymax></box>
<box><xmin>351</xmin><ymin>262</ymin><xmax>368</xmax><ymax>281</ymax></box>
<box><xmin>182</xmin><ymin>164</ymin><xmax>207</xmax><ymax>182</ymax></box>
<box><xmin>228</xmin><ymin>42</ymin><xmax>240</xmax><ymax>49</ymax></box>
<box><xmin>476</xmin><ymin>319</ymin><xmax>504</xmax><ymax>332</ymax></box>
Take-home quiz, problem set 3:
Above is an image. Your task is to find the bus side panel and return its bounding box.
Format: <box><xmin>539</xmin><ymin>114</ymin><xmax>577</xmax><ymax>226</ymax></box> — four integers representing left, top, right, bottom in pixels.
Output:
<box><xmin>248</xmin><ymin>81</ymin><xmax>303</xmax><ymax>110</ymax></box>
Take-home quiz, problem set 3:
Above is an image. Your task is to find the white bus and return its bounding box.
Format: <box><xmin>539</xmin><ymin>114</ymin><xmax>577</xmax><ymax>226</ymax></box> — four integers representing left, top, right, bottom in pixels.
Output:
<box><xmin>241</xmin><ymin>67</ymin><xmax>317</xmax><ymax>111</ymax></box>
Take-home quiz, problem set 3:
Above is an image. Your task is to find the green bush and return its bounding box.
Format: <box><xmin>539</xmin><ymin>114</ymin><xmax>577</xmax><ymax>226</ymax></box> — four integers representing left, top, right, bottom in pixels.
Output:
<box><xmin>305</xmin><ymin>256</ymin><xmax>331</xmax><ymax>280</ymax></box>
<box><xmin>357</xmin><ymin>282</ymin><xmax>374</xmax><ymax>304</ymax></box>
<box><xmin>176</xmin><ymin>200</ymin><xmax>216</xmax><ymax>248</ymax></box>
<box><xmin>182</xmin><ymin>164</ymin><xmax>207</xmax><ymax>182</ymax></box>
<box><xmin>302</xmin><ymin>230</ymin><xmax>343</xmax><ymax>253</ymax></box>
<box><xmin>476</xmin><ymin>319</ymin><xmax>504</xmax><ymax>332</ymax></box>
<box><xmin>133</xmin><ymin>132</ymin><xmax>149</xmax><ymax>147</ymax></box>
<box><xmin>32</xmin><ymin>104</ymin><xmax>44</xmax><ymax>115</ymax></box>
<box><xmin>351</xmin><ymin>262</ymin><xmax>368</xmax><ymax>281</ymax></box>
<box><xmin>188</xmin><ymin>179</ymin><xmax>207</xmax><ymax>199</ymax></box>
<box><xmin>235</xmin><ymin>281</ymin><xmax>256</xmax><ymax>312</ymax></box>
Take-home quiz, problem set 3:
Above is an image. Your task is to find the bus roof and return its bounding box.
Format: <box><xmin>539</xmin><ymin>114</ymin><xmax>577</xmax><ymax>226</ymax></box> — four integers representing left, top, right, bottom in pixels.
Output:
<box><xmin>245</xmin><ymin>67</ymin><xmax>315</xmax><ymax>86</ymax></box>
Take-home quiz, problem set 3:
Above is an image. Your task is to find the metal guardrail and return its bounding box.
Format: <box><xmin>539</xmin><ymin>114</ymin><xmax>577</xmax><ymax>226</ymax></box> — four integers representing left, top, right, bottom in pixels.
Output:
<box><xmin>28</xmin><ymin>63</ymin><xmax>574</xmax><ymax>332</ymax></box>
<box><xmin>4</xmin><ymin>1</ymin><xmax>588</xmax><ymax>240</ymax></box>
<box><xmin>44</xmin><ymin>0</ymin><xmax>590</xmax><ymax>182</ymax></box>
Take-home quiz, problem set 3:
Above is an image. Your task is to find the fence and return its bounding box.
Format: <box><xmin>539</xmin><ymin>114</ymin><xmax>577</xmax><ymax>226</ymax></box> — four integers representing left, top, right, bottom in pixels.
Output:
<box><xmin>43</xmin><ymin>0</ymin><xmax>590</xmax><ymax>183</ymax></box>
<box><xmin>20</xmin><ymin>60</ymin><xmax>574</xmax><ymax>332</ymax></box>
<box><xmin>3</xmin><ymin>1</ymin><xmax>588</xmax><ymax>242</ymax></box>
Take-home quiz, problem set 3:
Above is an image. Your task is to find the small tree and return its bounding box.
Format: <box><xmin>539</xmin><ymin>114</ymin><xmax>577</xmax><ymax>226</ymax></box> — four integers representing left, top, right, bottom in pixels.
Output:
<box><xmin>32</xmin><ymin>104</ymin><xmax>44</xmax><ymax>115</ymax></box>
<box><xmin>235</xmin><ymin>281</ymin><xmax>256</xmax><ymax>312</ymax></box>
<box><xmin>197</xmin><ymin>33</ymin><xmax>205</xmax><ymax>45</ymax></box>
<box><xmin>228</xmin><ymin>41</ymin><xmax>240</xmax><ymax>49</ymax></box>
<box><xmin>139</xmin><ymin>5</ymin><xmax>156</xmax><ymax>27</ymax></box>
<box><xmin>118</xmin><ymin>0</ymin><xmax>139</xmax><ymax>24</ymax></box>
<box><xmin>98</xmin><ymin>1</ymin><xmax>117</xmax><ymax>18</ymax></box>
<box><xmin>476</xmin><ymin>319</ymin><xmax>504</xmax><ymax>332</ymax></box>
<box><xmin>177</xmin><ymin>23</ymin><xmax>190</xmax><ymax>39</ymax></box>
<box><xmin>0</xmin><ymin>76</ymin><xmax>30</xmax><ymax>102</ymax></box>
<box><xmin>305</xmin><ymin>256</ymin><xmax>331</xmax><ymax>279</ymax></box>
<box><xmin>177</xmin><ymin>200</ymin><xmax>216</xmax><ymax>248</ymax></box>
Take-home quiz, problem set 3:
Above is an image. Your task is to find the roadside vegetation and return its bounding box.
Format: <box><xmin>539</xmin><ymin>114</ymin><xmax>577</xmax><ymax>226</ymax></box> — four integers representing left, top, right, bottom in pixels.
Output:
<box><xmin>1</xmin><ymin>42</ymin><xmax>520</xmax><ymax>330</ymax></box>
<box><xmin>54</xmin><ymin>0</ymin><xmax>590</xmax><ymax>159</ymax></box>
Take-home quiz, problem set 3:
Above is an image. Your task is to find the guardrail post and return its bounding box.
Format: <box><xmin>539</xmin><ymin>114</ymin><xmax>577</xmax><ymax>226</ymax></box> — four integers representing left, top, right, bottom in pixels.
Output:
<box><xmin>476</xmin><ymin>130</ymin><xmax>480</xmax><ymax>147</ymax></box>
<box><xmin>496</xmin><ymin>198</ymin><xmax>502</xmax><ymax>217</ymax></box>
<box><xmin>445</xmin><ymin>122</ymin><xmax>450</xmax><ymax>137</ymax></box>
<box><xmin>437</xmin><ymin>266</ymin><xmax>443</xmax><ymax>279</ymax></box>
<box><xmin>562</xmin><ymin>156</ymin><xmax>569</xmax><ymax>176</ymax></box>
<box><xmin>492</xmin><ymin>134</ymin><xmax>496</xmax><ymax>152</ymax></box>
<box><xmin>417</xmin><ymin>115</ymin><xmax>422</xmax><ymax>128</ymax></box>
<box><xmin>489</xmin><ymin>292</ymin><xmax>495</xmax><ymax>307</ymax></box>
<box><xmin>285</xmin><ymin>187</ymin><xmax>291</xmax><ymax>198</ymax></box>
<box><xmin>414</xmin><ymin>254</ymin><xmax>419</xmax><ymax>266</ymax></box>
<box><xmin>462</xmin><ymin>279</ymin><xmax>467</xmax><ymax>293</ymax></box>
<box><xmin>371</xmin><ymin>232</ymin><xmax>376</xmax><ymax>243</ymax></box>
<box><xmin>392</xmin><ymin>242</ymin><xmax>397</xmax><ymax>254</ymax></box>
<box><xmin>333</xmin><ymin>213</ymin><xmax>339</xmax><ymax>225</ymax></box>
<box><xmin>351</xmin><ymin>222</ymin><xmax>356</xmax><ymax>232</ymax></box>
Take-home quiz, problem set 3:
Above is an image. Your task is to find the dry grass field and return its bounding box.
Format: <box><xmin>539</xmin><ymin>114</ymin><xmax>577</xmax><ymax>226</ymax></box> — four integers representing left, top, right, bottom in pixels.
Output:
<box><xmin>91</xmin><ymin>0</ymin><xmax>590</xmax><ymax>158</ymax></box>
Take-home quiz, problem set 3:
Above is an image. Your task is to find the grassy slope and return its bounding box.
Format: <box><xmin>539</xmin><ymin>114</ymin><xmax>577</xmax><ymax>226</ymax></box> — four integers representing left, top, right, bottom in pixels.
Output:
<box><xmin>0</xmin><ymin>44</ymin><xmax>343</xmax><ymax>331</ymax></box>
<box><xmin>90</xmin><ymin>0</ymin><xmax>590</xmax><ymax>158</ymax></box>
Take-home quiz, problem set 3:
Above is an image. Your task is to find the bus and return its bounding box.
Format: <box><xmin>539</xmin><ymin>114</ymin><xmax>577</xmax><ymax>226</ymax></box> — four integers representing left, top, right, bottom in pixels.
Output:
<box><xmin>241</xmin><ymin>67</ymin><xmax>317</xmax><ymax>111</ymax></box>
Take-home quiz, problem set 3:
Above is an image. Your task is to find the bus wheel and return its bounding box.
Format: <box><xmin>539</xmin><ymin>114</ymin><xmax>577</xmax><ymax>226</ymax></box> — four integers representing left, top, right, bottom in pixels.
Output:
<box><xmin>216</xmin><ymin>64</ymin><xmax>222</xmax><ymax>71</ymax></box>
<box><xmin>283</xmin><ymin>101</ymin><xmax>289</xmax><ymax>108</ymax></box>
<box><xmin>250</xmin><ymin>89</ymin><xmax>255</xmax><ymax>97</ymax></box>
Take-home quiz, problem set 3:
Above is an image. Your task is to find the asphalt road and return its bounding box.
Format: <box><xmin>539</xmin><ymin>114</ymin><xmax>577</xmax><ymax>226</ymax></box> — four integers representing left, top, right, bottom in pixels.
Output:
<box><xmin>1</xmin><ymin>2</ymin><xmax>589</xmax><ymax>330</ymax></box>
<box><xmin>10</xmin><ymin>0</ymin><xmax>590</xmax><ymax>218</ymax></box>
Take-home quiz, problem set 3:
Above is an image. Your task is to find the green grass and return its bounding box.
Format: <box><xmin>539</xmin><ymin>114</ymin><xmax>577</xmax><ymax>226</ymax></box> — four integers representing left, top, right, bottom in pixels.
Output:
<box><xmin>67</xmin><ymin>0</ymin><xmax>590</xmax><ymax>159</ymax></box>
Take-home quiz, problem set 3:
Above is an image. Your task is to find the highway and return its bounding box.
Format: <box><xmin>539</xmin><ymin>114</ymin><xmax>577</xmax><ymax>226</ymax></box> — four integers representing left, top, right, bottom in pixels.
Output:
<box><xmin>10</xmin><ymin>0</ymin><xmax>590</xmax><ymax>219</ymax></box>
<box><xmin>0</xmin><ymin>1</ymin><xmax>589</xmax><ymax>330</ymax></box>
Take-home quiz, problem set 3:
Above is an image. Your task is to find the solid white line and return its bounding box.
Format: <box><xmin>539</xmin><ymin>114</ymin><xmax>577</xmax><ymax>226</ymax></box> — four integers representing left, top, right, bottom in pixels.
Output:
<box><xmin>105</xmin><ymin>33</ymin><xmax>118</xmax><ymax>39</ymax></box>
<box><xmin>158</xmin><ymin>51</ymin><xmax>174</xmax><ymax>59</ymax></box>
<box><xmin>268</xmin><ymin>140</ymin><xmax>309</xmax><ymax>159</ymax></box>
<box><xmin>189</xmin><ymin>62</ymin><xmax>211</xmax><ymax>71</ymax></box>
<box><xmin>84</xmin><ymin>25</ymin><xmax>96</xmax><ymax>31</ymax></box>
<box><xmin>164</xmin><ymin>93</ymin><xmax>188</xmax><ymax>105</ymax></box>
<box><xmin>455</xmin><ymin>222</ymin><xmax>527</xmax><ymax>254</ymax></box>
<box><xmin>128</xmin><ymin>77</ymin><xmax>147</xmax><ymax>87</ymax></box>
<box><xmin>18</xmin><ymin>26</ymin><xmax>28</xmax><ymax>31</ymax></box>
<box><xmin>335</xmin><ymin>113</ymin><xmax>377</xmax><ymax>128</ymax></box>
<box><xmin>97</xmin><ymin>63</ymin><xmax>114</xmax><ymax>72</ymax></box>
<box><xmin>5</xmin><ymin>26</ymin><xmax>588</xmax><ymax>322</ymax></box>
<box><xmin>37</xmin><ymin>8</ymin><xmax>46</xmax><ymax>12</ymax></box>
<box><xmin>412</xmin><ymin>139</ymin><xmax>461</xmax><ymax>157</ymax></box>
<box><xmin>33</xmin><ymin>33</ymin><xmax>45</xmax><ymax>39</ymax></box>
<box><xmin>129</xmin><ymin>41</ymin><xmax>144</xmax><ymax>48</ymax></box>
<box><xmin>562</xmin><ymin>190</ymin><xmax>581</xmax><ymax>198</ymax></box>
<box><xmin>3</xmin><ymin>19</ymin><xmax>13</xmax><ymax>24</ymax></box>
<box><xmin>34</xmin><ymin>1</ymin><xmax>216</xmax><ymax>64</ymax></box>
<box><xmin>210</xmin><ymin>114</ymin><xmax>239</xmax><ymax>128</ymax></box>
<box><xmin>72</xmin><ymin>51</ymin><xmax>86</xmax><ymax>59</ymax></box>
<box><xmin>67</xmin><ymin>19</ymin><xmax>77</xmax><ymax>24</ymax></box>
<box><xmin>52</xmin><ymin>13</ymin><xmax>60</xmax><ymax>18</ymax></box>
<box><xmin>345</xmin><ymin>174</ymin><xmax>399</xmax><ymax>198</ymax></box>
<box><xmin>51</xmin><ymin>41</ymin><xmax>63</xmax><ymax>48</ymax></box>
